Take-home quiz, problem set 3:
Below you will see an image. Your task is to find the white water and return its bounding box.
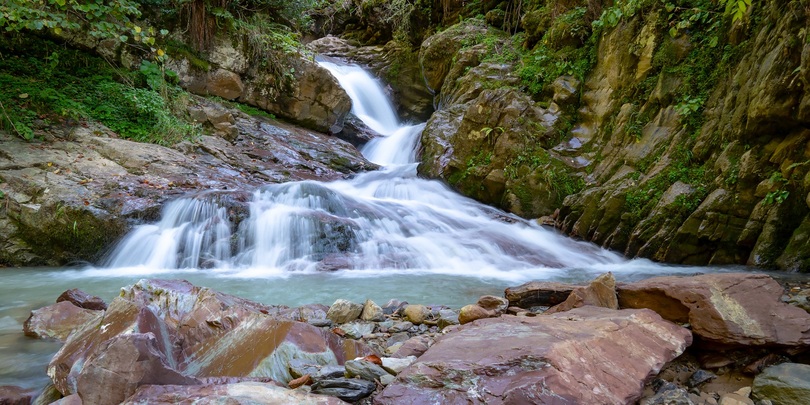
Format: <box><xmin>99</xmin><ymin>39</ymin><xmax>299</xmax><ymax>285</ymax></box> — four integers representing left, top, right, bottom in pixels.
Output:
<box><xmin>100</xmin><ymin>62</ymin><xmax>640</xmax><ymax>281</ymax></box>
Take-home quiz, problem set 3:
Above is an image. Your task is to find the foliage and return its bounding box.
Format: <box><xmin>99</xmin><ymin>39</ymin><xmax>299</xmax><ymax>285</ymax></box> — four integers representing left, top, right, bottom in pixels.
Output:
<box><xmin>0</xmin><ymin>35</ymin><xmax>198</xmax><ymax>145</ymax></box>
<box><xmin>764</xmin><ymin>172</ymin><xmax>790</xmax><ymax>205</ymax></box>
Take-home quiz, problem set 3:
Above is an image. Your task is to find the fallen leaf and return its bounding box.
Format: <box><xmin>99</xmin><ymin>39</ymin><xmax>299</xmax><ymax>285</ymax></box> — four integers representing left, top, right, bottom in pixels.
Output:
<box><xmin>18</xmin><ymin>93</ymin><xmax>28</xmax><ymax>99</ymax></box>
<box><xmin>363</xmin><ymin>354</ymin><xmax>383</xmax><ymax>365</ymax></box>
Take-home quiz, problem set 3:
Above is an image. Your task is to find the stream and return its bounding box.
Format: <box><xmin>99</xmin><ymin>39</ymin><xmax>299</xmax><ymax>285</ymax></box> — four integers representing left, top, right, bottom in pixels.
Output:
<box><xmin>1</xmin><ymin>62</ymin><xmax>732</xmax><ymax>390</ymax></box>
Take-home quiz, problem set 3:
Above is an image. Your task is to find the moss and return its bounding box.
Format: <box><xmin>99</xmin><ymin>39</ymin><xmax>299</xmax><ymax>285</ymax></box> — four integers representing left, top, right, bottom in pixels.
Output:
<box><xmin>165</xmin><ymin>40</ymin><xmax>211</xmax><ymax>71</ymax></box>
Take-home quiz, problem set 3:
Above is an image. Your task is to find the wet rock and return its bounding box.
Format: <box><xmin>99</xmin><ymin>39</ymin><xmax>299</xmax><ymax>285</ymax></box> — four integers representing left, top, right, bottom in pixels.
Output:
<box><xmin>504</xmin><ymin>281</ymin><xmax>578</xmax><ymax>308</ymax></box>
<box><xmin>752</xmin><ymin>363</ymin><xmax>810</xmax><ymax>404</ymax></box>
<box><xmin>687</xmin><ymin>369</ymin><xmax>718</xmax><ymax>388</ymax></box>
<box><xmin>56</xmin><ymin>289</ymin><xmax>107</xmax><ymax>311</ymax></box>
<box><xmin>326</xmin><ymin>299</ymin><xmax>363</xmax><ymax>324</ymax></box>
<box><xmin>402</xmin><ymin>305</ymin><xmax>429</xmax><ymax>325</ymax></box>
<box><xmin>618</xmin><ymin>273</ymin><xmax>810</xmax><ymax>346</ymax></box>
<box><xmin>345</xmin><ymin>359</ymin><xmax>389</xmax><ymax>381</ymax></box>
<box><xmin>311</xmin><ymin>378</ymin><xmax>376</xmax><ymax>402</ymax></box>
<box><xmin>50</xmin><ymin>394</ymin><xmax>81</xmax><ymax>405</ymax></box>
<box><xmin>32</xmin><ymin>384</ymin><xmax>62</xmax><ymax>405</ymax></box>
<box><xmin>360</xmin><ymin>299</ymin><xmax>385</xmax><ymax>322</ymax></box>
<box><xmin>381</xmin><ymin>356</ymin><xmax>416</xmax><ymax>375</ymax></box>
<box><xmin>23</xmin><ymin>301</ymin><xmax>102</xmax><ymax>341</ymax></box>
<box><xmin>122</xmin><ymin>381</ymin><xmax>343</xmax><ymax>404</ymax></box>
<box><xmin>457</xmin><ymin>304</ymin><xmax>493</xmax><ymax>324</ymax></box>
<box><xmin>0</xmin><ymin>385</ymin><xmax>36</xmax><ymax>405</ymax></box>
<box><xmin>547</xmin><ymin>272</ymin><xmax>619</xmax><ymax>314</ymax></box>
<box><xmin>376</xmin><ymin>307</ymin><xmax>691</xmax><ymax>404</ymax></box>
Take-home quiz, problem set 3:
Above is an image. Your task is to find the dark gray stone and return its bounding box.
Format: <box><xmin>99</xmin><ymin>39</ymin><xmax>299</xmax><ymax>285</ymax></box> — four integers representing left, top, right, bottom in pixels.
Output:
<box><xmin>311</xmin><ymin>378</ymin><xmax>376</xmax><ymax>402</ymax></box>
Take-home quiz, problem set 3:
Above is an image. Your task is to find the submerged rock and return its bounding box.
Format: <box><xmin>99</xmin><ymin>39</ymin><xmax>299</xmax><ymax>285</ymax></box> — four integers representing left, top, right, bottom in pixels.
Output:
<box><xmin>377</xmin><ymin>307</ymin><xmax>691</xmax><ymax>404</ymax></box>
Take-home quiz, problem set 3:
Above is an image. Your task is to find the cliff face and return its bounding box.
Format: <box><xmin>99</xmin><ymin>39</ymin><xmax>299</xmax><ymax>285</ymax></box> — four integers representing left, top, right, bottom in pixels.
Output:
<box><xmin>404</xmin><ymin>1</ymin><xmax>810</xmax><ymax>270</ymax></box>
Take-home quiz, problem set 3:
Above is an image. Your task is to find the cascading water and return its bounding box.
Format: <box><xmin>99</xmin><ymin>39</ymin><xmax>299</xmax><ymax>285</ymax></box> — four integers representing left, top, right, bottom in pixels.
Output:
<box><xmin>101</xmin><ymin>61</ymin><xmax>650</xmax><ymax>279</ymax></box>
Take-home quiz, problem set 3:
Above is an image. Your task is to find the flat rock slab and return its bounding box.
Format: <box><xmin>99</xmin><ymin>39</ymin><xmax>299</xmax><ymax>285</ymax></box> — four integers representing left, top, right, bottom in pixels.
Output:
<box><xmin>618</xmin><ymin>273</ymin><xmax>810</xmax><ymax>346</ymax></box>
<box><xmin>23</xmin><ymin>300</ymin><xmax>102</xmax><ymax>341</ymax></box>
<box><xmin>377</xmin><ymin>306</ymin><xmax>691</xmax><ymax>404</ymax></box>
<box><xmin>122</xmin><ymin>381</ymin><xmax>344</xmax><ymax>405</ymax></box>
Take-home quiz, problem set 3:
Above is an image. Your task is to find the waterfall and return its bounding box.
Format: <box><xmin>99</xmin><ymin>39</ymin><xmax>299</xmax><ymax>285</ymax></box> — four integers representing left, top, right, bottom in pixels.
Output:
<box><xmin>102</xmin><ymin>61</ymin><xmax>627</xmax><ymax>277</ymax></box>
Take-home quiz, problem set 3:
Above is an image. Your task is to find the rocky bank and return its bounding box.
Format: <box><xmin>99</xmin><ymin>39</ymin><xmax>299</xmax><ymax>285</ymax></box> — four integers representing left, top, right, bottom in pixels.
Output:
<box><xmin>4</xmin><ymin>272</ymin><xmax>810</xmax><ymax>404</ymax></box>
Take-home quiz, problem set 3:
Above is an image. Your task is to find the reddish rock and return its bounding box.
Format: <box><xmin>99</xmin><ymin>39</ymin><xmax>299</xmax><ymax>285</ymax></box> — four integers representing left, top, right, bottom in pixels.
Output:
<box><xmin>391</xmin><ymin>335</ymin><xmax>433</xmax><ymax>359</ymax></box>
<box><xmin>0</xmin><ymin>385</ymin><xmax>36</xmax><ymax>405</ymax></box>
<box><xmin>618</xmin><ymin>273</ymin><xmax>810</xmax><ymax>346</ymax></box>
<box><xmin>23</xmin><ymin>301</ymin><xmax>102</xmax><ymax>341</ymax></box>
<box><xmin>56</xmin><ymin>289</ymin><xmax>107</xmax><ymax>310</ymax></box>
<box><xmin>48</xmin><ymin>279</ymin><xmax>373</xmax><ymax>398</ymax></box>
<box><xmin>121</xmin><ymin>381</ymin><xmax>344</xmax><ymax>404</ymax></box>
<box><xmin>476</xmin><ymin>295</ymin><xmax>508</xmax><ymax>315</ymax></box>
<box><xmin>376</xmin><ymin>307</ymin><xmax>691</xmax><ymax>404</ymax></box>
<box><xmin>546</xmin><ymin>272</ymin><xmax>619</xmax><ymax>314</ymax></box>
<box><xmin>504</xmin><ymin>281</ymin><xmax>578</xmax><ymax>308</ymax></box>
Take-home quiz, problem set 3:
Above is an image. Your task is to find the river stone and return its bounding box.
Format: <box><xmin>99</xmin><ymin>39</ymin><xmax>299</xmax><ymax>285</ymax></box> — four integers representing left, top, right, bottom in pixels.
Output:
<box><xmin>641</xmin><ymin>387</ymin><xmax>695</xmax><ymax>405</ymax></box>
<box><xmin>391</xmin><ymin>335</ymin><xmax>433</xmax><ymax>359</ymax></box>
<box><xmin>458</xmin><ymin>304</ymin><xmax>493</xmax><ymax>324</ymax></box>
<box><xmin>289</xmin><ymin>359</ymin><xmax>322</xmax><ymax>379</ymax></box>
<box><xmin>50</xmin><ymin>394</ymin><xmax>81</xmax><ymax>405</ymax></box>
<box><xmin>48</xmin><ymin>279</ymin><xmax>373</xmax><ymax>397</ymax></box>
<box><xmin>388</xmin><ymin>321</ymin><xmax>413</xmax><ymax>333</ymax></box>
<box><xmin>687</xmin><ymin>369</ymin><xmax>717</xmax><ymax>388</ymax></box>
<box><xmin>33</xmin><ymin>384</ymin><xmax>62</xmax><ymax>405</ymax></box>
<box><xmin>56</xmin><ymin>289</ymin><xmax>107</xmax><ymax>310</ymax></box>
<box><xmin>719</xmin><ymin>392</ymin><xmax>754</xmax><ymax>405</ymax></box>
<box><xmin>381</xmin><ymin>356</ymin><xmax>416</xmax><ymax>375</ymax></box>
<box><xmin>338</xmin><ymin>320</ymin><xmax>375</xmax><ymax>339</ymax></box>
<box><xmin>376</xmin><ymin>307</ymin><xmax>692</xmax><ymax>404</ymax></box>
<box><xmin>313</xmin><ymin>365</ymin><xmax>346</xmax><ymax>381</ymax></box>
<box><xmin>618</xmin><ymin>273</ymin><xmax>810</xmax><ymax>346</ymax></box>
<box><xmin>547</xmin><ymin>272</ymin><xmax>619</xmax><ymax>314</ymax></box>
<box><xmin>402</xmin><ymin>304</ymin><xmax>430</xmax><ymax>325</ymax></box>
<box><xmin>360</xmin><ymin>299</ymin><xmax>385</xmax><ymax>322</ymax></box>
<box><xmin>476</xmin><ymin>295</ymin><xmax>509</xmax><ymax>315</ymax></box>
<box><xmin>437</xmin><ymin>309</ymin><xmax>459</xmax><ymax>329</ymax></box>
<box><xmin>326</xmin><ymin>299</ymin><xmax>363</xmax><ymax>324</ymax></box>
<box><xmin>279</xmin><ymin>303</ymin><xmax>330</xmax><ymax>324</ymax></box>
<box><xmin>121</xmin><ymin>381</ymin><xmax>343</xmax><ymax>404</ymax></box>
<box><xmin>205</xmin><ymin>68</ymin><xmax>244</xmax><ymax>100</ymax></box>
<box><xmin>504</xmin><ymin>281</ymin><xmax>578</xmax><ymax>308</ymax></box>
<box><xmin>752</xmin><ymin>363</ymin><xmax>810</xmax><ymax>404</ymax></box>
<box><xmin>345</xmin><ymin>359</ymin><xmax>390</xmax><ymax>381</ymax></box>
<box><xmin>23</xmin><ymin>300</ymin><xmax>103</xmax><ymax>341</ymax></box>
<box><xmin>311</xmin><ymin>378</ymin><xmax>376</xmax><ymax>402</ymax></box>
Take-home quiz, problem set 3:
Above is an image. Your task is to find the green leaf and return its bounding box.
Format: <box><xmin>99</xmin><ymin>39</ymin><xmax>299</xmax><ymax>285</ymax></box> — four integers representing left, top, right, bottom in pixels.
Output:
<box><xmin>119</xmin><ymin>35</ymin><xmax>128</xmax><ymax>42</ymax></box>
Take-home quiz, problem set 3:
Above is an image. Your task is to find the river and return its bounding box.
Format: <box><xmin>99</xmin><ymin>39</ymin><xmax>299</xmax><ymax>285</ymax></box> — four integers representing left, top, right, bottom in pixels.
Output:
<box><xmin>1</xmin><ymin>61</ymin><xmax>729</xmax><ymax>390</ymax></box>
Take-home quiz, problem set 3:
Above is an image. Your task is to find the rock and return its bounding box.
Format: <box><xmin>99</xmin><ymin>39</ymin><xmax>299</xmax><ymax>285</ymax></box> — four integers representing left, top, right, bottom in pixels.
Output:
<box><xmin>289</xmin><ymin>359</ymin><xmax>322</xmax><ymax>379</ymax></box>
<box><xmin>476</xmin><ymin>295</ymin><xmax>508</xmax><ymax>315</ymax></box>
<box><xmin>381</xmin><ymin>356</ymin><xmax>416</xmax><ymax>375</ymax></box>
<box><xmin>388</xmin><ymin>321</ymin><xmax>413</xmax><ymax>333</ymax></box>
<box><xmin>76</xmin><ymin>333</ymin><xmax>200</xmax><ymax>405</ymax></box>
<box><xmin>402</xmin><ymin>304</ymin><xmax>429</xmax><ymax>325</ymax></box>
<box><xmin>504</xmin><ymin>281</ymin><xmax>578</xmax><ymax>308</ymax></box>
<box><xmin>457</xmin><ymin>304</ymin><xmax>493</xmax><ymax>324</ymax></box>
<box><xmin>382</xmin><ymin>299</ymin><xmax>407</xmax><ymax>315</ymax></box>
<box><xmin>687</xmin><ymin>369</ymin><xmax>718</xmax><ymax>388</ymax></box>
<box><xmin>552</xmin><ymin>75</ymin><xmax>581</xmax><ymax>105</ymax></box>
<box><xmin>376</xmin><ymin>307</ymin><xmax>691</xmax><ymax>404</ymax></box>
<box><xmin>641</xmin><ymin>387</ymin><xmax>695</xmax><ymax>405</ymax></box>
<box><xmin>122</xmin><ymin>381</ymin><xmax>343</xmax><ymax>404</ymax></box>
<box><xmin>344</xmin><ymin>359</ymin><xmax>390</xmax><ymax>382</ymax></box>
<box><xmin>311</xmin><ymin>378</ymin><xmax>376</xmax><ymax>402</ymax></box>
<box><xmin>436</xmin><ymin>309</ymin><xmax>459</xmax><ymax>330</ymax></box>
<box><xmin>56</xmin><ymin>289</ymin><xmax>107</xmax><ymax>310</ymax></box>
<box><xmin>391</xmin><ymin>335</ymin><xmax>433</xmax><ymax>359</ymax></box>
<box><xmin>752</xmin><ymin>363</ymin><xmax>810</xmax><ymax>405</ymax></box>
<box><xmin>380</xmin><ymin>374</ymin><xmax>396</xmax><ymax>386</ymax></box>
<box><xmin>547</xmin><ymin>272</ymin><xmax>619</xmax><ymax>314</ymax></box>
<box><xmin>205</xmin><ymin>68</ymin><xmax>244</xmax><ymax>100</ymax></box>
<box><xmin>32</xmin><ymin>384</ymin><xmax>62</xmax><ymax>405</ymax></box>
<box><xmin>313</xmin><ymin>365</ymin><xmax>346</xmax><ymax>381</ymax></box>
<box><xmin>744</xmin><ymin>353</ymin><xmax>789</xmax><ymax>375</ymax></box>
<box><xmin>0</xmin><ymin>385</ymin><xmax>36</xmax><ymax>405</ymax></box>
<box><xmin>338</xmin><ymin>320</ymin><xmax>375</xmax><ymax>339</ymax></box>
<box><xmin>50</xmin><ymin>394</ymin><xmax>81</xmax><ymax>405</ymax></box>
<box><xmin>47</xmin><ymin>279</ymin><xmax>373</xmax><ymax>398</ymax></box>
<box><xmin>288</xmin><ymin>374</ymin><xmax>312</xmax><ymax>389</ymax></box>
<box><xmin>618</xmin><ymin>273</ymin><xmax>810</xmax><ymax>346</ymax></box>
<box><xmin>718</xmin><ymin>392</ymin><xmax>754</xmax><ymax>405</ymax></box>
<box><xmin>326</xmin><ymin>299</ymin><xmax>363</xmax><ymax>324</ymax></box>
<box><xmin>360</xmin><ymin>299</ymin><xmax>385</xmax><ymax>322</ymax></box>
<box><xmin>23</xmin><ymin>301</ymin><xmax>103</xmax><ymax>341</ymax></box>
<box><xmin>279</xmin><ymin>303</ymin><xmax>330</xmax><ymax>324</ymax></box>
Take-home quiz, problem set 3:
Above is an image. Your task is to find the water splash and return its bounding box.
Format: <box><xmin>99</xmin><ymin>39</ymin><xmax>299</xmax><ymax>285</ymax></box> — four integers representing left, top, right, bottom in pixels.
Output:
<box><xmin>103</xmin><ymin>61</ymin><xmax>629</xmax><ymax>279</ymax></box>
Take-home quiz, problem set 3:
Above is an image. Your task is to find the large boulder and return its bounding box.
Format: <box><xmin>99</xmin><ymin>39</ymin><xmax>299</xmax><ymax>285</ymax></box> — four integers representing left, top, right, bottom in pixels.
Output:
<box><xmin>377</xmin><ymin>307</ymin><xmax>692</xmax><ymax>404</ymax></box>
<box><xmin>618</xmin><ymin>273</ymin><xmax>810</xmax><ymax>346</ymax></box>
<box><xmin>47</xmin><ymin>279</ymin><xmax>374</xmax><ymax>402</ymax></box>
